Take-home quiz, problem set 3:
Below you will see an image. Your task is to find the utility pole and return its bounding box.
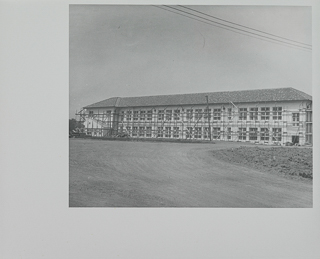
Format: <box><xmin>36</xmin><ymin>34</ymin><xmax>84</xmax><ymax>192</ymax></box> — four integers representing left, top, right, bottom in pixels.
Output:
<box><xmin>206</xmin><ymin>95</ymin><xmax>212</xmax><ymax>141</ymax></box>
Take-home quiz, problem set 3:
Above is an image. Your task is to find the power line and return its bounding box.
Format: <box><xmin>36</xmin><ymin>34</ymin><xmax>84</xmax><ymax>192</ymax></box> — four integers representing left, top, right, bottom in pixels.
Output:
<box><xmin>164</xmin><ymin>5</ymin><xmax>312</xmax><ymax>50</ymax></box>
<box><xmin>178</xmin><ymin>5</ymin><xmax>311</xmax><ymax>47</ymax></box>
<box><xmin>157</xmin><ymin>5</ymin><xmax>311</xmax><ymax>51</ymax></box>
<box><xmin>153</xmin><ymin>6</ymin><xmax>311</xmax><ymax>52</ymax></box>
<box><xmin>152</xmin><ymin>6</ymin><xmax>311</xmax><ymax>52</ymax></box>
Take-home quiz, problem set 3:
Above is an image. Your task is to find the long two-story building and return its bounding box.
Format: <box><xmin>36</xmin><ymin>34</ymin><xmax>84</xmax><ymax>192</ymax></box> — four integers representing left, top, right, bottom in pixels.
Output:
<box><xmin>77</xmin><ymin>87</ymin><xmax>312</xmax><ymax>145</ymax></box>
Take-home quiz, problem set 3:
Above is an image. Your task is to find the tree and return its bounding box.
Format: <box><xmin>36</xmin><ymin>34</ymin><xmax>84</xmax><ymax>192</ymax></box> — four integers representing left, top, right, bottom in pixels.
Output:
<box><xmin>69</xmin><ymin>118</ymin><xmax>84</xmax><ymax>133</ymax></box>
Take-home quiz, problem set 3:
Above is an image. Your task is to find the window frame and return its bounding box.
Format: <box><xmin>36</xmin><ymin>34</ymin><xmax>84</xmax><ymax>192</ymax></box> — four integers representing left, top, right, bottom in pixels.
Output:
<box><xmin>239</xmin><ymin>108</ymin><xmax>247</xmax><ymax>120</ymax></box>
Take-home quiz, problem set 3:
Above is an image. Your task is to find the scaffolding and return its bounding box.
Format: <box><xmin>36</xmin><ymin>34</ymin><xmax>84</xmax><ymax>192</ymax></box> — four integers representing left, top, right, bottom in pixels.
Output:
<box><xmin>75</xmin><ymin>100</ymin><xmax>312</xmax><ymax>145</ymax></box>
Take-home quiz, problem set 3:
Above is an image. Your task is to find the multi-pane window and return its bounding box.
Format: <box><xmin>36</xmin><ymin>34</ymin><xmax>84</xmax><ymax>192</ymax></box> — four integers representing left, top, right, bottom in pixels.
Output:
<box><xmin>157</xmin><ymin>127</ymin><xmax>163</xmax><ymax>137</ymax></box>
<box><xmin>227</xmin><ymin>127</ymin><xmax>232</xmax><ymax>140</ymax></box>
<box><xmin>126</xmin><ymin>126</ymin><xmax>131</xmax><ymax>135</ymax></box>
<box><xmin>272</xmin><ymin>107</ymin><xmax>282</xmax><ymax>120</ymax></box>
<box><xmin>239</xmin><ymin>108</ymin><xmax>247</xmax><ymax>120</ymax></box>
<box><xmin>158</xmin><ymin>110</ymin><xmax>164</xmax><ymax>121</ymax></box>
<box><xmin>203</xmin><ymin>127</ymin><xmax>209</xmax><ymax>139</ymax></box>
<box><xmin>272</xmin><ymin>128</ymin><xmax>282</xmax><ymax>141</ymax></box>
<box><xmin>292</xmin><ymin>113</ymin><xmax>299</xmax><ymax>126</ymax></box>
<box><xmin>174</xmin><ymin>109</ymin><xmax>180</xmax><ymax>120</ymax></box>
<box><xmin>140</xmin><ymin>111</ymin><xmax>145</xmax><ymax>121</ymax></box>
<box><xmin>126</xmin><ymin>110</ymin><xmax>132</xmax><ymax>121</ymax></box>
<box><xmin>146</xmin><ymin>127</ymin><xmax>152</xmax><ymax>137</ymax></box>
<box><xmin>194</xmin><ymin>127</ymin><xmax>202</xmax><ymax>139</ymax></box>
<box><xmin>213</xmin><ymin>109</ymin><xmax>221</xmax><ymax>121</ymax></box>
<box><xmin>165</xmin><ymin>110</ymin><xmax>172</xmax><ymax>121</ymax></box>
<box><xmin>132</xmin><ymin>126</ymin><xmax>138</xmax><ymax>136</ymax></box>
<box><xmin>139</xmin><ymin>127</ymin><xmax>145</xmax><ymax>137</ymax></box>
<box><xmin>120</xmin><ymin>111</ymin><xmax>124</xmax><ymax>121</ymax></box>
<box><xmin>133</xmin><ymin>111</ymin><xmax>139</xmax><ymax>121</ymax></box>
<box><xmin>212</xmin><ymin>127</ymin><xmax>220</xmax><ymax>140</ymax></box>
<box><xmin>186</xmin><ymin>127</ymin><xmax>193</xmax><ymax>139</ymax></box>
<box><xmin>260</xmin><ymin>128</ymin><xmax>269</xmax><ymax>141</ymax></box>
<box><xmin>147</xmin><ymin>110</ymin><xmax>153</xmax><ymax>121</ymax></box>
<box><xmin>195</xmin><ymin>109</ymin><xmax>202</xmax><ymax>120</ymax></box>
<box><xmin>186</xmin><ymin>109</ymin><xmax>193</xmax><ymax>120</ymax></box>
<box><xmin>173</xmin><ymin>127</ymin><xmax>179</xmax><ymax>138</ymax></box>
<box><xmin>238</xmin><ymin>127</ymin><xmax>247</xmax><ymax>140</ymax></box>
<box><xmin>227</xmin><ymin>108</ymin><xmax>232</xmax><ymax>120</ymax></box>
<box><xmin>249</xmin><ymin>128</ymin><xmax>258</xmax><ymax>140</ymax></box>
<box><xmin>89</xmin><ymin>111</ymin><xmax>94</xmax><ymax>116</ymax></box>
<box><xmin>261</xmin><ymin>107</ymin><xmax>270</xmax><ymax>120</ymax></box>
<box><xmin>204</xmin><ymin>109</ymin><xmax>211</xmax><ymax>119</ymax></box>
<box><xmin>165</xmin><ymin>127</ymin><xmax>171</xmax><ymax>138</ymax></box>
<box><xmin>249</xmin><ymin>108</ymin><xmax>258</xmax><ymax>120</ymax></box>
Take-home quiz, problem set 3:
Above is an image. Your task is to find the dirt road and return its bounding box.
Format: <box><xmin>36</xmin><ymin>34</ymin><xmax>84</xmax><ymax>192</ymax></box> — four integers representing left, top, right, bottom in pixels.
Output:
<box><xmin>69</xmin><ymin>139</ymin><xmax>312</xmax><ymax>207</ymax></box>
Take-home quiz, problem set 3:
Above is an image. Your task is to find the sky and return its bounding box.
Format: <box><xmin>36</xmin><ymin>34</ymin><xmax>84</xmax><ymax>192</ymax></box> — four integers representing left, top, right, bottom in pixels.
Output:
<box><xmin>69</xmin><ymin>5</ymin><xmax>312</xmax><ymax>118</ymax></box>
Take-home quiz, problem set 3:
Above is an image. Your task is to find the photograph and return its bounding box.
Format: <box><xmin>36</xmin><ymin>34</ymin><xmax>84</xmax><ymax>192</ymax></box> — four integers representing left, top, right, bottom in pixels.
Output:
<box><xmin>2</xmin><ymin>1</ymin><xmax>320</xmax><ymax>258</ymax></box>
<box><xmin>69</xmin><ymin>5</ymin><xmax>312</xmax><ymax>207</ymax></box>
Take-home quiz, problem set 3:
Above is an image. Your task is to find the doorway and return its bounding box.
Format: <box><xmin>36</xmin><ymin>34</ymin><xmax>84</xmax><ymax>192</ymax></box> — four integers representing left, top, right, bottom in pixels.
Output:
<box><xmin>292</xmin><ymin>136</ymin><xmax>299</xmax><ymax>144</ymax></box>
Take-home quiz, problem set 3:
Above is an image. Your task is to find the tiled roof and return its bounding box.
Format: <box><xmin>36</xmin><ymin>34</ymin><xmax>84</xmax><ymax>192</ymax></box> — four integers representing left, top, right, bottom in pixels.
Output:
<box><xmin>84</xmin><ymin>87</ymin><xmax>312</xmax><ymax>109</ymax></box>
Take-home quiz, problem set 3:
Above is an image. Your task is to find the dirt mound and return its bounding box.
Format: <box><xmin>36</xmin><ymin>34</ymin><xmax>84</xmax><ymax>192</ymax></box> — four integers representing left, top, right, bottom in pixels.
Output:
<box><xmin>212</xmin><ymin>146</ymin><xmax>312</xmax><ymax>180</ymax></box>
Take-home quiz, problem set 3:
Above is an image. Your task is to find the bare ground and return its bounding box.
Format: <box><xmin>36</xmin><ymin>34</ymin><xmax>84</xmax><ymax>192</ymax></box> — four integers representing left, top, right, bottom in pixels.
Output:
<box><xmin>69</xmin><ymin>139</ymin><xmax>312</xmax><ymax>207</ymax></box>
<box><xmin>211</xmin><ymin>146</ymin><xmax>312</xmax><ymax>180</ymax></box>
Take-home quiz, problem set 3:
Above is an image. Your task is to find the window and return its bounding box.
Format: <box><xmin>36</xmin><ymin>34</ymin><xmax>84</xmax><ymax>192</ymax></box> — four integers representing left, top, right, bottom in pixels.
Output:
<box><xmin>239</xmin><ymin>108</ymin><xmax>247</xmax><ymax>120</ymax></box>
<box><xmin>158</xmin><ymin>110</ymin><xmax>164</xmax><ymax>121</ymax></box>
<box><xmin>174</xmin><ymin>109</ymin><xmax>180</xmax><ymax>120</ymax></box>
<box><xmin>147</xmin><ymin>110</ymin><xmax>153</xmax><ymax>121</ymax></box>
<box><xmin>173</xmin><ymin>127</ymin><xmax>179</xmax><ymax>138</ymax></box>
<box><xmin>186</xmin><ymin>109</ymin><xmax>193</xmax><ymax>120</ymax></box>
<box><xmin>126</xmin><ymin>126</ymin><xmax>131</xmax><ymax>135</ymax></box>
<box><xmin>292</xmin><ymin>113</ymin><xmax>299</xmax><ymax>126</ymax></box>
<box><xmin>204</xmin><ymin>109</ymin><xmax>211</xmax><ymax>119</ymax></box>
<box><xmin>194</xmin><ymin>127</ymin><xmax>202</xmax><ymax>139</ymax></box>
<box><xmin>227</xmin><ymin>127</ymin><xmax>232</xmax><ymax>140</ymax></box>
<box><xmin>126</xmin><ymin>110</ymin><xmax>132</xmax><ymax>121</ymax></box>
<box><xmin>132</xmin><ymin>126</ymin><xmax>138</xmax><ymax>136</ymax></box>
<box><xmin>272</xmin><ymin>128</ymin><xmax>282</xmax><ymax>141</ymax></box>
<box><xmin>261</xmin><ymin>107</ymin><xmax>270</xmax><ymax>120</ymax></box>
<box><xmin>138</xmin><ymin>127</ymin><xmax>145</xmax><ymax>137</ymax></box>
<box><xmin>213</xmin><ymin>109</ymin><xmax>221</xmax><ymax>121</ymax></box>
<box><xmin>89</xmin><ymin>110</ymin><xmax>94</xmax><ymax>116</ymax></box>
<box><xmin>272</xmin><ymin>107</ymin><xmax>282</xmax><ymax>120</ymax></box>
<box><xmin>146</xmin><ymin>127</ymin><xmax>152</xmax><ymax>137</ymax></box>
<box><xmin>133</xmin><ymin>111</ymin><xmax>139</xmax><ymax>121</ymax></box>
<box><xmin>140</xmin><ymin>111</ymin><xmax>145</xmax><ymax>121</ymax></box>
<box><xmin>195</xmin><ymin>109</ymin><xmax>202</xmax><ymax>120</ymax></box>
<box><xmin>157</xmin><ymin>127</ymin><xmax>163</xmax><ymax>137</ymax></box>
<box><xmin>260</xmin><ymin>128</ymin><xmax>269</xmax><ymax>141</ymax></box>
<box><xmin>212</xmin><ymin>127</ymin><xmax>220</xmax><ymax>140</ymax></box>
<box><xmin>227</xmin><ymin>108</ymin><xmax>232</xmax><ymax>120</ymax></box>
<box><xmin>186</xmin><ymin>127</ymin><xmax>193</xmax><ymax>139</ymax></box>
<box><xmin>120</xmin><ymin>111</ymin><xmax>124</xmax><ymax>121</ymax></box>
<box><xmin>165</xmin><ymin>110</ymin><xmax>172</xmax><ymax>121</ymax></box>
<box><xmin>250</xmin><ymin>108</ymin><xmax>258</xmax><ymax>120</ymax></box>
<box><xmin>238</xmin><ymin>128</ymin><xmax>247</xmax><ymax>140</ymax></box>
<box><xmin>249</xmin><ymin>128</ymin><xmax>258</xmax><ymax>140</ymax></box>
<box><xmin>165</xmin><ymin>127</ymin><xmax>171</xmax><ymax>138</ymax></box>
<box><xmin>203</xmin><ymin>127</ymin><xmax>209</xmax><ymax>139</ymax></box>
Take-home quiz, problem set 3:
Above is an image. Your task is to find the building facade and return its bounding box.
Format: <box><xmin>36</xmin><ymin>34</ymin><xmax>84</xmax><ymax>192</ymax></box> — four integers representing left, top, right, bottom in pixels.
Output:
<box><xmin>77</xmin><ymin>88</ymin><xmax>312</xmax><ymax>145</ymax></box>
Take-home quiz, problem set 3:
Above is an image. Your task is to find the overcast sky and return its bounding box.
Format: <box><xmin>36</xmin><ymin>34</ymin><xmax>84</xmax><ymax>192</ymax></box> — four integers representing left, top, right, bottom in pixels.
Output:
<box><xmin>69</xmin><ymin>5</ymin><xmax>311</xmax><ymax>118</ymax></box>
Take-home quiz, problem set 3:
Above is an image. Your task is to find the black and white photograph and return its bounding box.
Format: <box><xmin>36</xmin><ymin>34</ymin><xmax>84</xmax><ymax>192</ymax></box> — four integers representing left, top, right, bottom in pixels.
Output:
<box><xmin>70</xmin><ymin>5</ymin><xmax>313</xmax><ymax>207</ymax></box>
<box><xmin>1</xmin><ymin>1</ymin><xmax>320</xmax><ymax>258</ymax></box>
